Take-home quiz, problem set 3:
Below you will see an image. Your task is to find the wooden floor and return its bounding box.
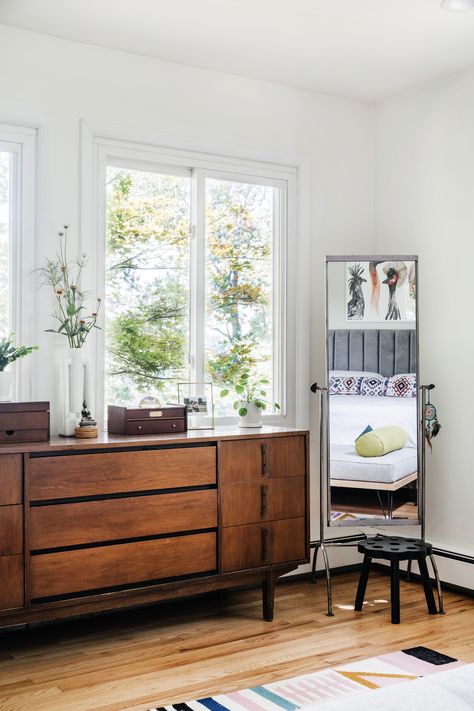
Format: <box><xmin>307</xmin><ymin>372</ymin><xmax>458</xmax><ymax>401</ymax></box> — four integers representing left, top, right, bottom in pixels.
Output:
<box><xmin>0</xmin><ymin>571</ymin><xmax>472</xmax><ymax>711</ymax></box>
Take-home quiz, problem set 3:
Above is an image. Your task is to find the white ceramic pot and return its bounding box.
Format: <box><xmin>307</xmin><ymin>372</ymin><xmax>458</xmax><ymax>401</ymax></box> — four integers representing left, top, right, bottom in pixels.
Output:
<box><xmin>0</xmin><ymin>371</ymin><xmax>12</xmax><ymax>402</ymax></box>
<box><xmin>238</xmin><ymin>402</ymin><xmax>263</xmax><ymax>428</ymax></box>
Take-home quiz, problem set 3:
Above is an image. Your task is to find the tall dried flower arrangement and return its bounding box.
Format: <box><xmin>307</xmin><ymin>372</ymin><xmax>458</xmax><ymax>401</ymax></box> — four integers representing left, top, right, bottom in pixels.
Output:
<box><xmin>38</xmin><ymin>225</ymin><xmax>101</xmax><ymax>348</ymax></box>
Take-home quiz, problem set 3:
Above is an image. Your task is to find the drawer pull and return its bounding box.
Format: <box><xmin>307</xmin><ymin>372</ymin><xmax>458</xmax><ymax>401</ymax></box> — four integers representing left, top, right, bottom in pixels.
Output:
<box><xmin>261</xmin><ymin>485</ymin><xmax>269</xmax><ymax>518</ymax></box>
<box><xmin>261</xmin><ymin>443</ymin><xmax>269</xmax><ymax>477</ymax></box>
<box><xmin>261</xmin><ymin>527</ymin><xmax>270</xmax><ymax>563</ymax></box>
<box><xmin>6</xmin><ymin>430</ymin><xmax>15</xmax><ymax>436</ymax></box>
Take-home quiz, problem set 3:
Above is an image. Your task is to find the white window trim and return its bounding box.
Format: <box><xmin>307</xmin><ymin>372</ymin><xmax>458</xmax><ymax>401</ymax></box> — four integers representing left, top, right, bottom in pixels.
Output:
<box><xmin>81</xmin><ymin>120</ymin><xmax>311</xmax><ymax>430</ymax></box>
<box><xmin>0</xmin><ymin>122</ymin><xmax>37</xmax><ymax>400</ymax></box>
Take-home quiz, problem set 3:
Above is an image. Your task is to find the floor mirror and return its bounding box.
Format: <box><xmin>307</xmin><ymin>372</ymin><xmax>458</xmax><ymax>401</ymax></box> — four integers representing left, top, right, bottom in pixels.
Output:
<box><xmin>326</xmin><ymin>256</ymin><xmax>420</xmax><ymax>527</ymax></box>
<box><xmin>310</xmin><ymin>255</ymin><xmax>442</xmax><ymax>616</ymax></box>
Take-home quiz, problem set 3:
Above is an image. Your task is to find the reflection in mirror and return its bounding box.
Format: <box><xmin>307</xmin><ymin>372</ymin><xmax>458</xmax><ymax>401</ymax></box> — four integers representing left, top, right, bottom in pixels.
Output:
<box><xmin>326</xmin><ymin>258</ymin><xmax>419</xmax><ymax>526</ymax></box>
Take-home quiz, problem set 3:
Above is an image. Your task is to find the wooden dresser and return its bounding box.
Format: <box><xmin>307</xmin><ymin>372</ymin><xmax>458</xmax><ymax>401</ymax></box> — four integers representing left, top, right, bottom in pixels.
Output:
<box><xmin>0</xmin><ymin>427</ymin><xmax>309</xmax><ymax>627</ymax></box>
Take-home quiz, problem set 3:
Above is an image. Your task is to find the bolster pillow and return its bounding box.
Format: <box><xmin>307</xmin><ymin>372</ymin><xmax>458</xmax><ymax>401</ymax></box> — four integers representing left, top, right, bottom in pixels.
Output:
<box><xmin>355</xmin><ymin>425</ymin><xmax>408</xmax><ymax>457</ymax></box>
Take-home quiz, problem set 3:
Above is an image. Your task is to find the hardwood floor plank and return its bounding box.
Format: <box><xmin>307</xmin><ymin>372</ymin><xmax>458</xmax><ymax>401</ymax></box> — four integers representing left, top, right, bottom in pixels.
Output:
<box><xmin>0</xmin><ymin>572</ymin><xmax>471</xmax><ymax>711</ymax></box>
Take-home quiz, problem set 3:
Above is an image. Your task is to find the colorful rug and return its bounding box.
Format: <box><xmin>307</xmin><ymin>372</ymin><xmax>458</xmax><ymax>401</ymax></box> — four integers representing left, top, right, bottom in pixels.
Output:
<box><xmin>148</xmin><ymin>647</ymin><xmax>463</xmax><ymax>711</ymax></box>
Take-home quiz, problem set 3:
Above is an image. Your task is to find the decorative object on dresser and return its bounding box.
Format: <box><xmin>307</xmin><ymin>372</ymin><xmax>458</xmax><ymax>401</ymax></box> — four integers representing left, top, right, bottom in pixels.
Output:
<box><xmin>0</xmin><ymin>428</ymin><xmax>309</xmax><ymax>627</ymax></box>
<box><xmin>0</xmin><ymin>334</ymin><xmax>38</xmax><ymax>402</ymax></box>
<box><xmin>108</xmin><ymin>404</ymin><xmax>187</xmax><ymax>435</ymax></box>
<box><xmin>74</xmin><ymin>401</ymin><xmax>98</xmax><ymax>438</ymax></box>
<box><xmin>38</xmin><ymin>224</ymin><xmax>101</xmax><ymax>436</ymax></box>
<box><xmin>0</xmin><ymin>401</ymin><xmax>49</xmax><ymax>443</ymax></box>
<box><xmin>177</xmin><ymin>382</ymin><xmax>215</xmax><ymax>429</ymax></box>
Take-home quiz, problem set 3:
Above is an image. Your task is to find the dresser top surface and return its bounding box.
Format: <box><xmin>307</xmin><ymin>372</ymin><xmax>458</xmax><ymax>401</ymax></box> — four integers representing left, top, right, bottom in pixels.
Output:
<box><xmin>0</xmin><ymin>425</ymin><xmax>309</xmax><ymax>455</ymax></box>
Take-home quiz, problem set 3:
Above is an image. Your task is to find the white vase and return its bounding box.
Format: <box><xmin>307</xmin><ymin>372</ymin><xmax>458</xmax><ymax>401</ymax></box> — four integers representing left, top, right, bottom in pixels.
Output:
<box><xmin>58</xmin><ymin>347</ymin><xmax>85</xmax><ymax>436</ymax></box>
<box><xmin>0</xmin><ymin>371</ymin><xmax>12</xmax><ymax>402</ymax></box>
<box><xmin>238</xmin><ymin>402</ymin><xmax>263</xmax><ymax>428</ymax></box>
<box><xmin>69</xmin><ymin>347</ymin><xmax>84</xmax><ymax>414</ymax></box>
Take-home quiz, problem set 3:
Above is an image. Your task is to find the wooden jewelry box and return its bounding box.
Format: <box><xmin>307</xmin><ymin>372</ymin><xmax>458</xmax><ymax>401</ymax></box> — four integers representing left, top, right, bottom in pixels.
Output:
<box><xmin>0</xmin><ymin>401</ymin><xmax>50</xmax><ymax>443</ymax></box>
<box><xmin>108</xmin><ymin>405</ymin><xmax>188</xmax><ymax>435</ymax></box>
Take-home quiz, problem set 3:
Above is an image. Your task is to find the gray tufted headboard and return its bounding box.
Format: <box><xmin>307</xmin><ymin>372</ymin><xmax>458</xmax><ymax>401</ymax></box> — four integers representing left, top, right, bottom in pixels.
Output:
<box><xmin>328</xmin><ymin>329</ymin><xmax>416</xmax><ymax>378</ymax></box>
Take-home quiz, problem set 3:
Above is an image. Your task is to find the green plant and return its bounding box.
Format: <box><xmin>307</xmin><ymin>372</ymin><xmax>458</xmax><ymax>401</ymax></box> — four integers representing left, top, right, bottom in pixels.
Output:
<box><xmin>220</xmin><ymin>372</ymin><xmax>280</xmax><ymax>417</ymax></box>
<box><xmin>38</xmin><ymin>225</ymin><xmax>101</xmax><ymax>348</ymax></box>
<box><xmin>0</xmin><ymin>334</ymin><xmax>38</xmax><ymax>372</ymax></box>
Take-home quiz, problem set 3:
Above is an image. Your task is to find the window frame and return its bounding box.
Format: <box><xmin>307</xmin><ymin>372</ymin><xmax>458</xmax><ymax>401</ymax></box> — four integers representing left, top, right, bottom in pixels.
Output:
<box><xmin>82</xmin><ymin>126</ymin><xmax>305</xmax><ymax>429</ymax></box>
<box><xmin>0</xmin><ymin>123</ymin><xmax>37</xmax><ymax>400</ymax></box>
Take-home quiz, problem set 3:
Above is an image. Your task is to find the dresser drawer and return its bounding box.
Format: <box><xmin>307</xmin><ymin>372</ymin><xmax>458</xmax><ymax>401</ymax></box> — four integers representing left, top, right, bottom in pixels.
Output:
<box><xmin>28</xmin><ymin>446</ymin><xmax>216</xmax><ymax>501</ymax></box>
<box><xmin>0</xmin><ymin>555</ymin><xmax>24</xmax><ymax>610</ymax></box>
<box><xmin>30</xmin><ymin>531</ymin><xmax>217</xmax><ymax>599</ymax></box>
<box><xmin>0</xmin><ymin>505</ymin><xmax>23</xmax><ymax>555</ymax></box>
<box><xmin>221</xmin><ymin>477</ymin><xmax>305</xmax><ymax>527</ymax></box>
<box><xmin>219</xmin><ymin>436</ymin><xmax>306</xmax><ymax>483</ymax></box>
<box><xmin>30</xmin><ymin>489</ymin><xmax>217</xmax><ymax>550</ymax></box>
<box><xmin>0</xmin><ymin>455</ymin><xmax>22</xmax><ymax>504</ymax></box>
<box><xmin>221</xmin><ymin>518</ymin><xmax>306</xmax><ymax>572</ymax></box>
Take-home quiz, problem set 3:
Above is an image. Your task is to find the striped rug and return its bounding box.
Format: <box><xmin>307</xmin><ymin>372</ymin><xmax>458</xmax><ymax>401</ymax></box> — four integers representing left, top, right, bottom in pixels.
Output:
<box><xmin>148</xmin><ymin>647</ymin><xmax>463</xmax><ymax>711</ymax></box>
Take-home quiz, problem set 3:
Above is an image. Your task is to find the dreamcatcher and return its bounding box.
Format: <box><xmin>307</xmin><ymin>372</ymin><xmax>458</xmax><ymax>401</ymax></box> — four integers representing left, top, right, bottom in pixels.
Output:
<box><xmin>424</xmin><ymin>390</ymin><xmax>441</xmax><ymax>450</ymax></box>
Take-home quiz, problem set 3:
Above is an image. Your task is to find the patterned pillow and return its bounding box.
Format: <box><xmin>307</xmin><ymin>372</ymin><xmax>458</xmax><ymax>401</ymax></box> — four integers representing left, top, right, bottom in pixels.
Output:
<box><xmin>329</xmin><ymin>375</ymin><xmax>361</xmax><ymax>395</ymax></box>
<box><xmin>386</xmin><ymin>374</ymin><xmax>417</xmax><ymax>398</ymax></box>
<box><xmin>360</xmin><ymin>375</ymin><xmax>387</xmax><ymax>397</ymax></box>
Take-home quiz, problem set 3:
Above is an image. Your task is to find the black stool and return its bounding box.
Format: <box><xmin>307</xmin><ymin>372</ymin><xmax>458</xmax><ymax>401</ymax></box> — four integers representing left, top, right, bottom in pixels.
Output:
<box><xmin>354</xmin><ymin>536</ymin><xmax>438</xmax><ymax>624</ymax></box>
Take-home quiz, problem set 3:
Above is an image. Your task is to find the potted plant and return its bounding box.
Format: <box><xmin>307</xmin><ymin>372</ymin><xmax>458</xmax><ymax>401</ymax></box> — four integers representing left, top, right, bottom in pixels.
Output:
<box><xmin>220</xmin><ymin>372</ymin><xmax>280</xmax><ymax>427</ymax></box>
<box><xmin>0</xmin><ymin>334</ymin><xmax>38</xmax><ymax>401</ymax></box>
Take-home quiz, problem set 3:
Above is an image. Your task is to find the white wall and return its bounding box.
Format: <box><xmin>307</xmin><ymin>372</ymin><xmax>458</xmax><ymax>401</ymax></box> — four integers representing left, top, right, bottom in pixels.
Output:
<box><xmin>375</xmin><ymin>68</ymin><xmax>474</xmax><ymax>589</ymax></box>
<box><xmin>0</xmin><ymin>25</ymin><xmax>374</xmax><ymax>560</ymax></box>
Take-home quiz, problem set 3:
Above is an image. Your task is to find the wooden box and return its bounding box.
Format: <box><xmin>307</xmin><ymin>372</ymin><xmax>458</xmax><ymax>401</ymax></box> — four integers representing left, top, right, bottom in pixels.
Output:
<box><xmin>0</xmin><ymin>402</ymin><xmax>50</xmax><ymax>443</ymax></box>
<box><xmin>108</xmin><ymin>405</ymin><xmax>187</xmax><ymax>435</ymax></box>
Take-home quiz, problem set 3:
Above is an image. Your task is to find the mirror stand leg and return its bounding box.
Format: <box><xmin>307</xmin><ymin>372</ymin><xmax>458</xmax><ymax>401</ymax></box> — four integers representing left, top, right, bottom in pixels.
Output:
<box><xmin>376</xmin><ymin>491</ymin><xmax>388</xmax><ymax>519</ymax></box>
<box><xmin>311</xmin><ymin>544</ymin><xmax>320</xmax><ymax>584</ymax></box>
<box><xmin>429</xmin><ymin>554</ymin><xmax>445</xmax><ymax>614</ymax></box>
<box><xmin>320</xmin><ymin>543</ymin><xmax>334</xmax><ymax>616</ymax></box>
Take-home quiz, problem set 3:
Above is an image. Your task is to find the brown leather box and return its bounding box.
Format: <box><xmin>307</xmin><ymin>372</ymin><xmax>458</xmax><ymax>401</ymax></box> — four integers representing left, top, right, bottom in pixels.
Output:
<box><xmin>108</xmin><ymin>405</ymin><xmax>187</xmax><ymax>435</ymax></box>
<box><xmin>0</xmin><ymin>401</ymin><xmax>50</xmax><ymax>443</ymax></box>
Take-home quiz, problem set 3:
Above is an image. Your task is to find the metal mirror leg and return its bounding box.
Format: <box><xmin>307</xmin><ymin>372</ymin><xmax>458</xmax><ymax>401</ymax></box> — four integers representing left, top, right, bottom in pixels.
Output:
<box><xmin>310</xmin><ymin>383</ymin><xmax>334</xmax><ymax>617</ymax></box>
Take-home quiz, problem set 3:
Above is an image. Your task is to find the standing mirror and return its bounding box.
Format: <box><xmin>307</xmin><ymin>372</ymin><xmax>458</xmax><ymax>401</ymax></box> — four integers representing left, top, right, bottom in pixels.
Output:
<box><xmin>326</xmin><ymin>256</ymin><xmax>420</xmax><ymax>527</ymax></box>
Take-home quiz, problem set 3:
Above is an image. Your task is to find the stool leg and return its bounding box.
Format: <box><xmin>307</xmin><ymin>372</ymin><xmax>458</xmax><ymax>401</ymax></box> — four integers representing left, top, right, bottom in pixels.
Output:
<box><xmin>418</xmin><ymin>556</ymin><xmax>437</xmax><ymax>615</ymax></box>
<box><xmin>390</xmin><ymin>560</ymin><xmax>400</xmax><ymax>624</ymax></box>
<box><xmin>354</xmin><ymin>555</ymin><xmax>371</xmax><ymax>611</ymax></box>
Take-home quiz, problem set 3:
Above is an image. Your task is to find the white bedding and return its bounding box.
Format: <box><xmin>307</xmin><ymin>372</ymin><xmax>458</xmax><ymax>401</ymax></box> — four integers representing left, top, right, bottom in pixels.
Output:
<box><xmin>329</xmin><ymin>394</ymin><xmax>418</xmax><ymax>448</ymax></box>
<box><xmin>331</xmin><ymin>443</ymin><xmax>417</xmax><ymax>483</ymax></box>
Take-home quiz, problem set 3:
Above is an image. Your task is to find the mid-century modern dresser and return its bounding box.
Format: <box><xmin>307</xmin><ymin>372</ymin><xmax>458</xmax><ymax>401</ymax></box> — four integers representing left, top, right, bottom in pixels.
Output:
<box><xmin>0</xmin><ymin>427</ymin><xmax>309</xmax><ymax>627</ymax></box>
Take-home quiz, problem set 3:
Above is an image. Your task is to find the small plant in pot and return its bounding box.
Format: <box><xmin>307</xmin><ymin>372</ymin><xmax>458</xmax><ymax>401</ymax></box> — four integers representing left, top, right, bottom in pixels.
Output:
<box><xmin>0</xmin><ymin>334</ymin><xmax>38</xmax><ymax>401</ymax></box>
<box><xmin>220</xmin><ymin>373</ymin><xmax>280</xmax><ymax>428</ymax></box>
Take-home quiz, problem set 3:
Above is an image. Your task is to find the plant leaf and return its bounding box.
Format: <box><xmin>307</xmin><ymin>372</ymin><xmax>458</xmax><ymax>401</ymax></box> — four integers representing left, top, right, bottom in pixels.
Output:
<box><xmin>220</xmin><ymin>389</ymin><xmax>229</xmax><ymax>397</ymax></box>
<box><xmin>238</xmin><ymin>407</ymin><xmax>248</xmax><ymax>417</ymax></box>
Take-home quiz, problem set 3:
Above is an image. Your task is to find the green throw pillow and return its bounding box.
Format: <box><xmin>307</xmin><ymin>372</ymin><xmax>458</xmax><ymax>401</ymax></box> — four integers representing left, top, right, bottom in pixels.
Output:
<box><xmin>355</xmin><ymin>425</ymin><xmax>408</xmax><ymax>457</ymax></box>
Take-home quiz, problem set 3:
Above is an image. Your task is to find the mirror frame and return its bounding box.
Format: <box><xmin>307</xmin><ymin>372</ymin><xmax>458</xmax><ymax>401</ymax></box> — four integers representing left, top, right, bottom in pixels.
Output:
<box><xmin>325</xmin><ymin>255</ymin><xmax>421</xmax><ymax>528</ymax></box>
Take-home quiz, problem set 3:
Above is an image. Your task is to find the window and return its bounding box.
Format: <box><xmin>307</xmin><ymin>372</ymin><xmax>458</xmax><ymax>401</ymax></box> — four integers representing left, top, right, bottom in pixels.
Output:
<box><xmin>0</xmin><ymin>147</ymin><xmax>14</xmax><ymax>335</ymax></box>
<box><xmin>0</xmin><ymin>124</ymin><xmax>36</xmax><ymax>400</ymax></box>
<box><xmin>96</xmin><ymin>143</ymin><xmax>293</xmax><ymax>425</ymax></box>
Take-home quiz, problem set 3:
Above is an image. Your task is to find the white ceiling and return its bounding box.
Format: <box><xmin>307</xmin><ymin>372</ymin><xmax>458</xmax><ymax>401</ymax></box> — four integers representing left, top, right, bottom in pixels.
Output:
<box><xmin>2</xmin><ymin>0</ymin><xmax>474</xmax><ymax>102</ymax></box>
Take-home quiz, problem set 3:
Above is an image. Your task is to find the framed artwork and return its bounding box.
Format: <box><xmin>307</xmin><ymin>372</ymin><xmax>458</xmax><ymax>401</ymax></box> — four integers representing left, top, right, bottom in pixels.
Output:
<box><xmin>346</xmin><ymin>261</ymin><xmax>416</xmax><ymax>322</ymax></box>
<box><xmin>177</xmin><ymin>382</ymin><xmax>215</xmax><ymax>429</ymax></box>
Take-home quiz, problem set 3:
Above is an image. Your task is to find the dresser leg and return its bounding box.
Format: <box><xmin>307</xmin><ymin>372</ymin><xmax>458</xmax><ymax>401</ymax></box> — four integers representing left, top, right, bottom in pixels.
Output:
<box><xmin>263</xmin><ymin>572</ymin><xmax>275</xmax><ymax>621</ymax></box>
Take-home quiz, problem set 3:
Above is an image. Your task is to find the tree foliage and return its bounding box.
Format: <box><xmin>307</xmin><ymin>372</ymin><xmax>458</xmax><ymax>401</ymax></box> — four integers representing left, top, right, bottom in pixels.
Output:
<box><xmin>105</xmin><ymin>169</ymin><xmax>274</xmax><ymax>410</ymax></box>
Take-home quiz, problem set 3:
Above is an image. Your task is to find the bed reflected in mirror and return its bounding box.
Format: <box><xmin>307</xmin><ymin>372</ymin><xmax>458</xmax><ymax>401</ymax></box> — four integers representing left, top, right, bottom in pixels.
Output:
<box><xmin>326</xmin><ymin>257</ymin><xmax>420</xmax><ymax>526</ymax></box>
